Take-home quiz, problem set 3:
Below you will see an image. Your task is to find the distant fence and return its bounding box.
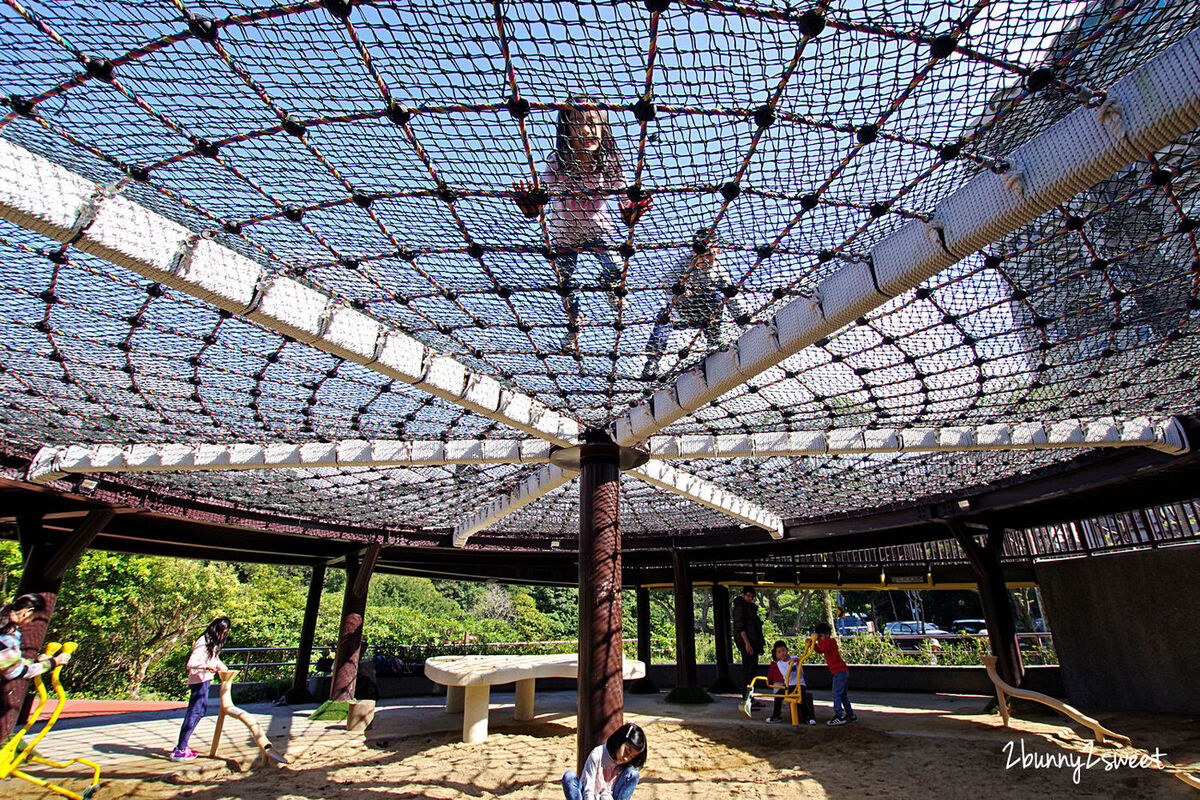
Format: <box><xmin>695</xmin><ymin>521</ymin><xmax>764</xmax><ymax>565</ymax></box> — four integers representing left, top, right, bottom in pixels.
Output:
<box><xmin>221</xmin><ymin>637</ymin><xmax>675</xmax><ymax>683</ymax></box>
<box><xmin>222</xmin><ymin>632</ymin><xmax>1056</xmax><ymax>681</ymax></box>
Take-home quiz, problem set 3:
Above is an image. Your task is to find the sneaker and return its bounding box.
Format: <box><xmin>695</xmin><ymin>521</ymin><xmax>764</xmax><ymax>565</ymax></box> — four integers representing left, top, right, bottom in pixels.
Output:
<box><xmin>808</xmin><ymin>719</ymin><xmax>817</xmax><ymax>725</ymax></box>
<box><xmin>171</xmin><ymin>747</ymin><xmax>197</xmax><ymax>762</ymax></box>
<box><xmin>765</xmin><ymin>716</ymin><xmax>783</xmax><ymax>724</ymax></box>
<box><xmin>827</xmin><ymin>717</ymin><xmax>848</xmax><ymax>726</ymax></box>
<box><xmin>846</xmin><ymin>714</ymin><xmax>858</xmax><ymax>723</ymax></box>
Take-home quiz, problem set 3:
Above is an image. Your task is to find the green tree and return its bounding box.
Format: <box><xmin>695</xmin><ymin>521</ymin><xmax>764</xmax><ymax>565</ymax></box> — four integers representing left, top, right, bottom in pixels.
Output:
<box><xmin>51</xmin><ymin>552</ymin><xmax>240</xmax><ymax>698</ymax></box>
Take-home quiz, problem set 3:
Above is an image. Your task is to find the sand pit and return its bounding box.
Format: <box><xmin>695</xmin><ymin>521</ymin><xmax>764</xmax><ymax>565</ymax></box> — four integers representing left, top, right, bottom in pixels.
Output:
<box><xmin>7</xmin><ymin>692</ymin><xmax>1198</xmax><ymax>799</ymax></box>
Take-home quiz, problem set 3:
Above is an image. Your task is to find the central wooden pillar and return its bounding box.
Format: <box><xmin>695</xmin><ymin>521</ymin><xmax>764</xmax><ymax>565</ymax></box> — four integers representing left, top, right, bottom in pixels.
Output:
<box><xmin>292</xmin><ymin>563</ymin><xmax>327</xmax><ymax>696</ymax></box>
<box><xmin>576</xmin><ymin>440</ymin><xmax>623</xmax><ymax>771</ymax></box>
<box><xmin>331</xmin><ymin>544</ymin><xmax>381</xmax><ymax>703</ymax></box>
<box><xmin>554</xmin><ymin>433</ymin><xmax>647</xmax><ymax>773</ymax></box>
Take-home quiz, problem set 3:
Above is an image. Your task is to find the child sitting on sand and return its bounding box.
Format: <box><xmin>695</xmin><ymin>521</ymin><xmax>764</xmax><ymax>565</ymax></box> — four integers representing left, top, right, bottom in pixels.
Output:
<box><xmin>562</xmin><ymin>722</ymin><xmax>647</xmax><ymax>800</ymax></box>
<box><xmin>813</xmin><ymin>623</ymin><xmax>857</xmax><ymax>725</ymax></box>
<box><xmin>764</xmin><ymin>639</ymin><xmax>816</xmax><ymax>725</ymax></box>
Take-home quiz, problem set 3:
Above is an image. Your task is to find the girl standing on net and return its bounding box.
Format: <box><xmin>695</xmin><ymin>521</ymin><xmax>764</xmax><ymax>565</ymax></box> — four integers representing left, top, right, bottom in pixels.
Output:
<box><xmin>562</xmin><ymin>722</ymin><xmax>647</xmax><ymax>800</ymax></box>
<box><xmin>171</xmin><ymin>616</ymin><xmax>231</xmax><ymax>762</ymax></box>
<box><xmin>515</xmin><ymin>95</ymin><xmax>651</xmax><ymax>347</ymax></box>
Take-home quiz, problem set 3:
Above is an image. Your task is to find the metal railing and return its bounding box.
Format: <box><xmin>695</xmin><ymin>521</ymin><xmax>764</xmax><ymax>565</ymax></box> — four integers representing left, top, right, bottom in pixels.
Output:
<box><xmin>220</xmin><ymin>638</ymin><xmax>675</xmax><ymax>684</ymax></box>
<box><xmin>1024</xmin><ymin>499</ymin><xmax>1200</xmax><ymax>559</ymax></box>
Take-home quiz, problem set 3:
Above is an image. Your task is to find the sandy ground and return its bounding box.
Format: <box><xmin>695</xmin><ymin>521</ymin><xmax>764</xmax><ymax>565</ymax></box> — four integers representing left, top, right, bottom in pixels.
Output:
<box><xmin>7</xmin><ymin>691</ymin><xmax>1199</xmax><ymax>799</ymax></box>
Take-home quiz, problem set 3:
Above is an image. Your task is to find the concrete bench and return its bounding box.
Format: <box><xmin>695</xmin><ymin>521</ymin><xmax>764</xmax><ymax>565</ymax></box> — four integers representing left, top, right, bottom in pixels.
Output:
<box><xmin>424</xmin><ymin>654</ymin><xmax>646</xmax><ymax>743</ymax></box>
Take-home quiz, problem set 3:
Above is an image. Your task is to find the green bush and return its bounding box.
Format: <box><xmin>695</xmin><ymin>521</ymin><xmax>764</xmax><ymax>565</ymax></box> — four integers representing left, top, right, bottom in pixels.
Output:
<box><xmin>230</xmin><ymin>679</ymin><xmax>290</xmax><ymax>705</ymax></box>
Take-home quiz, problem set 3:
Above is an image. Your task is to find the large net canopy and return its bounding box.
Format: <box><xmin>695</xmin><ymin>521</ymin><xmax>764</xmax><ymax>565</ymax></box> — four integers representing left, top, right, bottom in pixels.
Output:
<box><xmin>0</xmin><ymin>0</ymin><xmax>1197</xmax><ymax>544</ymax></box>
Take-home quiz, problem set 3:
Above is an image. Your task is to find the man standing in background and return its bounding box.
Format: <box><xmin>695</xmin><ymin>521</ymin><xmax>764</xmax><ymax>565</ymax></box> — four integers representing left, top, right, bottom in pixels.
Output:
<box><xmin>732</xmin><ymin>586</ymin><xmax>764</xmax><ymax>705</ymax></box>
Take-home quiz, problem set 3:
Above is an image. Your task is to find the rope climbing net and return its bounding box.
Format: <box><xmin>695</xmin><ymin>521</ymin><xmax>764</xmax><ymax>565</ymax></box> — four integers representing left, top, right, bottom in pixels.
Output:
<box><xmin>0</xmin><ymin>0</ymin><xmax>1198</xmax><ymax>539</ymax></box>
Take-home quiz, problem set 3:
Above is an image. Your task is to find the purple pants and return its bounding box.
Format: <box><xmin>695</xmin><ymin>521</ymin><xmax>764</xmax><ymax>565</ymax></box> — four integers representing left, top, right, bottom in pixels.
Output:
<box><xmin>176</xmin><ymin>681</ymin><xmax>210</xmax><ymax>750</ymax></box>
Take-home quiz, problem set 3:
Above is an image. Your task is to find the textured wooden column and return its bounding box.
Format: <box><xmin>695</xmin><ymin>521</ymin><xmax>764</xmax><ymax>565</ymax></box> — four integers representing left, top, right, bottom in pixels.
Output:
<box><xmin>949</xmin><ymin>521</ymin><xmax>1025</xmax><ymax>688</ymax></box>
<box><xmin>710</xmin><ymin>584</ymin><xmax>738</xmax><ymax>693</ymax></box>
<box><xmin>636</xmin><ymin>586</ymin><xmax>652</xmax><ymax>667</ymax></box>
<box><xmin>330</xmin><ymin>544</ymin><xmax>381</xmax><ymax>702</ymax></box>
<box><xmin>575</xmin><ymin>442</ymin><xmax>624</xmax><ymax>773</ymax></box>
<box><xmin>629</xmin><ymin>585</ymin><xmax>658</xmax><ymax>694</ymax></box>
<box><xmin>672</xmin><ymin>549</ymin><xmax>698</xmax><ymax>690</ymax></box>
<box><xmin>292</xmin><ymin>563</ymin><xmax>327</xmax><ymax>695</ymax></box>
<box><xmin>0</xmin><ymin>510</ymin><xmax>111</xmax><ymax>739</ymax></box>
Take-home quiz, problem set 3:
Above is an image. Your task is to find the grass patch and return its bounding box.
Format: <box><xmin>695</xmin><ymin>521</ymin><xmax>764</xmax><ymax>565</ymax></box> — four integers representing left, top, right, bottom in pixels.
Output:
<box><xmin>310</xmin><ymin>700</ymin><xmax>350</xmax><ymax>721</ymax></box>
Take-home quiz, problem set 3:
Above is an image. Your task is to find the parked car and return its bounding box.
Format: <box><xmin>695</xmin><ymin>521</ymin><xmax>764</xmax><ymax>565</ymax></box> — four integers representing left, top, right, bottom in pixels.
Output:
<box><xmin>883</xmin><ymin>621</ymin><xmax>952</xmax><ymax>650</ymax></box>
<box><xmin>836</xmin><ymin>614</ymin><xmax>870</xmax><ymax>636</ymax></box>
<box><xmin>950</xmin><ymin>619</ymin><xmax>988</xmax><ymax>635</ymax></box>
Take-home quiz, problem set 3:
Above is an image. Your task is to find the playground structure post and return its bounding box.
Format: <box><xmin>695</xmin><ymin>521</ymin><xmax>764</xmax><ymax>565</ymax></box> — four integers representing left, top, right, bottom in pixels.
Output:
<box><xmin>949</xmin><ymin>520</ymin><xmax>1025</xmax><ymax>688</ymax></box>
<box><xmin>292</xmin><ymin>563</ymin><xmax>327</xmax><ymax>696</ymax></box>
<box><xmin>671</xmin><ymin>549</ymin><xmax>698</xmax><ymax>691</ymax></box>
<box><xmin>0</xmin><ymin>510</ymin><xmax>112</xmax><ymax>741</ymax></box>
<box><xmin>573</xmin><ymin>436</ymin><xmax>625</xmax><ymax>774</ymax></box>
<box><xmin>635</xmin><ymin>586</ymin><xmax>652</xmax><ymax>668</ymax></box>
<box><xmin>630</xmin><ymin>586</ymin><xmax>657</xmax><ymax>693</ymax></box>
<box><xmin>710</xmin><ymin>584</ymin><xmax>738</xmax><ymax>693</ymax></box>
<box><xmin>210</xmin><ymin>670</ymin><xmax>287</xmax><ymax>765</ymax></box>
<box><xmin>331</xmin><ymin>545</ymin><xmax>381</xmax><ymax>703</ymax></box>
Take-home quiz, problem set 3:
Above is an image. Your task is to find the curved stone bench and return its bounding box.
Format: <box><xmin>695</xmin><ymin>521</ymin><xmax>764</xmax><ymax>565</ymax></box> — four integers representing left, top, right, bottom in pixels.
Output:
<box><xmin>424</xmin><ymin>654</ymin><xmax>646</xmax><ymax>743</ymax></box>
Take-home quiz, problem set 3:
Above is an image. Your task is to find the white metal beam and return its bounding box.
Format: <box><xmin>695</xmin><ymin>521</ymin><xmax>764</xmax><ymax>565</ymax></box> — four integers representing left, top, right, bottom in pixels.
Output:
<box><xmin>0</xmin><ymin>137</ymin><xmax>579</xmax><ymax>447</ymax></box>
<box><xmin>646</xmin><ymin>417</ymin><xmax>1190</xmax><ymax>460</ymax></box>
<box><xmin>451</xmin><ymin>459</ymin><xmax>785</xmax><ymax>546</ymax></box>
<box><xmin>611</xmin><ymin>29</ymin><xmax>1200</xmax><ymax>447</ymax></box>
<box><xmin>452</xmin><ymin>464</ymin><xmax>577</xmax><ymax>547</ymax></box>
<box><xmin>26</xmin><ymin>438</ymin><xmax>552</xmax><ymax>484</ymax></box>
<box><xmin>630</xmin><ymin>461</ymin><xmax>784</xmax><ymax>539</ymax></box>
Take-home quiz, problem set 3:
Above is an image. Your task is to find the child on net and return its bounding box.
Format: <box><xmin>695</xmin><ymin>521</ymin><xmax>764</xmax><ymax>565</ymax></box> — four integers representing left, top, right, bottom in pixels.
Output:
<box><xmin>514</xmin><ymin>95</ymin><xmax>651</xmax><ymax>348</ymax></box>
<box><xmin>641</xmin><ymin>231</ymin><xmax>744</xmax><ymax>380</ymax></box>
<box><xmin>764</xmin><ymin>639</ymin><xmax>816</xmax><ymax>725</ymax></box>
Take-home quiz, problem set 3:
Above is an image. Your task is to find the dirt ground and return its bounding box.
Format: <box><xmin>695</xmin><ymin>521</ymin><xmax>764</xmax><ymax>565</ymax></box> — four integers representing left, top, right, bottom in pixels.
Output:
<box><xmin>9</xmin><ymin>693</ymin><xmax>1200</xmax><ymax>799</ymax></box>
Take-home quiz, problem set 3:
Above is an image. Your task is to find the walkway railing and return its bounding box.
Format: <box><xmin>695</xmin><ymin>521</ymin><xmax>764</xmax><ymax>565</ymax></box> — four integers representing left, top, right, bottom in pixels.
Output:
<box><xmin>1024</xmin><ymin>499</ymin><xmax>1200</xmax><ymax>559</ymax></box>
<box><xmin>224</xmin><ymin>631</ymin><xmax>1058</xmax><ymax>683</ymax></box>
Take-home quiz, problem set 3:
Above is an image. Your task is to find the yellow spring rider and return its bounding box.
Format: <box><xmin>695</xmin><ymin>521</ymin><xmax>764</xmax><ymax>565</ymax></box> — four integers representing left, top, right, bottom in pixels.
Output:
<box><xmin>743</xmin><ymin>636</ymin><xmax>816</xmax><ymax>726</ymax></box>
<box><xmin>0</xmin><ymin>642</ymin><xmax>101</xmax><ymax>799</ymax></box>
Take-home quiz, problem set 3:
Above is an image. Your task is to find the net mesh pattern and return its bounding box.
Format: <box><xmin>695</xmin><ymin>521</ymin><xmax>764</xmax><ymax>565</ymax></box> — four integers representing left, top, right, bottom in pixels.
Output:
<box><xmin>1</xmin><ymin>0</ymin><xmax>1199</xmax><ymax>538</ymax></box>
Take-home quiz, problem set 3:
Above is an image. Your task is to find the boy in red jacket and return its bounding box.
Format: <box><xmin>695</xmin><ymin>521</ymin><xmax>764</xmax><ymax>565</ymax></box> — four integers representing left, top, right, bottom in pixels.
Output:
<box><xmin>813</xmin><ymin>623</ymin><xmax>857</xmax><ymax>725</ymax></box>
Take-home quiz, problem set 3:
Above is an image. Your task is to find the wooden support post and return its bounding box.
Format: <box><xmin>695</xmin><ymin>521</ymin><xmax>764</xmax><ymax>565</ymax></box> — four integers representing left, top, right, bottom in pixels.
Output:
<box><xmin>710</xmin><ymin>584</ymin><xmax>738</xmax><ymax>693</ymax></box>
<box><xmin>672</xmin><ymin>549</ymin><xmax>697</xmax><ymax>690</ymax></box>
<box><xmin>0</xmin><ymin>509</ymin><xmax>111</xmax><ymax>740</ymax></box>
<box><xmin>628</xmin><ymin>585</ymin><xmax>657</xmax><ymax>693</ymax></box>
<box><xmin>291</xmin><ymin>563</ymin><xmax>326</xmax><ymax>695</ymax></box>
<box><xmin>636</xmin><ymin>586</ymin><xmax>652</xmax><ymax>667</ymax></box>
<box><xmin>949</xmin><ymin>520</ymin><xmax>1025</xmax><ymax>688</ymax></box>
<box><xmin>575</xmin><ymin>440</ymin><xmax>624</xmax><ymax>773</ymax></box>
<box><xmin>330</xmin><ymin>544</ymin><xmax>381</xmax><ymax>703</ymax></box>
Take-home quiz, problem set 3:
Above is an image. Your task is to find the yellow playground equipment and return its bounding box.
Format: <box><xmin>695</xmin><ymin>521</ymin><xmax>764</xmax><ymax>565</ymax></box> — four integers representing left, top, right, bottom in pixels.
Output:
<box><xmin>0</xmin><ymin>642</ymin><xmax>101</xmax><ymax>799</ymax></box>
<box><xmin>743</xmin><ymin>637</ymin><xmax>816</xmax><ymax>726</ymax></box>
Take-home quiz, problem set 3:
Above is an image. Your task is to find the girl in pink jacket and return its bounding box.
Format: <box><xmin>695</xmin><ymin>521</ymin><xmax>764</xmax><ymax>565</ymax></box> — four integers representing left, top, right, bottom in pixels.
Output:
<box><xmin>515</xmin><ymin>96</ymin><xmax>651</xmax><ymax>348</ymax></box>
<box><xmin>171</xmin><ymin>616</ymin><xmax>230</xmax><ymax>761</ymax></box>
